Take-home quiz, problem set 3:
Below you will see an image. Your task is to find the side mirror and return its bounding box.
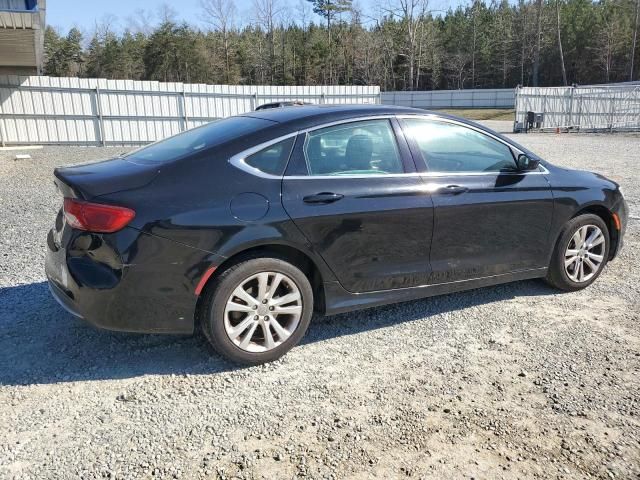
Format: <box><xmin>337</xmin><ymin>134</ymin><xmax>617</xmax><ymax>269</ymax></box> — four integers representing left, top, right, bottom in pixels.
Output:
<box><xmin>516</xmin><ymin>153</ymin><xmax>540</xmax><ymax>171</ymax></box>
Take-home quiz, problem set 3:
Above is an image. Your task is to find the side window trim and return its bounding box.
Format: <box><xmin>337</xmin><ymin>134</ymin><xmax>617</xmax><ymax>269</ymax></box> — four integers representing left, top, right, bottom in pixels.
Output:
<box><xmin>390</xmin><ymin>116</ymin><xmax>418</xmax><ymax>173</ymax></box>
<box><xmin>230</xmin><ymin>115</ymin><xmax>545</xmax><ymax>180</ymax></box>
<box><xmin>399</xmin><ymin>117</ymin><xmax>431</xmax><ymax>174</ymax></box>
<box><xmin>398</xmin><ymin>114</ymin><xmax>521</xmax><ymax>155</ymax></box>
<box><xmin>229</xmin><ymin>131</ymin><xmax>298</xmax><ymax>179</ymax></box>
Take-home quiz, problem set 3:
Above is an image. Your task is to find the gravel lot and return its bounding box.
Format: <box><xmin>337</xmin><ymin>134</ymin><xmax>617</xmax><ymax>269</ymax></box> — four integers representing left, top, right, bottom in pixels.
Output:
<box><xmin>1</xmin><ymin>131</ymin><xmax>639</xmax><ymax>479</ymax></box>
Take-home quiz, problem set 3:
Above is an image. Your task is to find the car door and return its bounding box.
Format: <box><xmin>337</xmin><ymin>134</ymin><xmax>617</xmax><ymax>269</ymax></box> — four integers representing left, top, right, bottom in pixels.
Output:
<box><xmin>281</xmin><ymin>117</ymin><xmax>434</xmax><ymax>293</ymax></box>
<box><xmin>400</xmin><ymin>116</ymin><xmax>554</xmax><ymax>284</ymax></box>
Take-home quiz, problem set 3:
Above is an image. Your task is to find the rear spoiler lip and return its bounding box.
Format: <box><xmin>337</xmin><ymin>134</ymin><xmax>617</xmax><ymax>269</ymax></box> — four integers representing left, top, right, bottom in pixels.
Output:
<box><xmin>53</xmin><ymin>170</ymin><xmax>86</xmax><ymax>200</ymax></box>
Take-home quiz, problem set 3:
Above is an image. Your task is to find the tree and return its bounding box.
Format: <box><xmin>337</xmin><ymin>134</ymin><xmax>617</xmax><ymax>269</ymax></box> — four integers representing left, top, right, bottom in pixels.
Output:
<box><xmin>307</xmin><ymin>0</ymin><xmax>353</xmax><ymax>82</ymax></box>
<box><xmin>43</xmin><ymin>26</ymin><xmax>64</xmax><ymax>76</ymax></box>
<box><xmin>202</xmin><ymin>0</ymin><xmax>237</xmax><ymax>83</ymax></box>
<box><xmin>43</xmin><ymin>27</ymin><xmax>83</xmax><ymax>76</ymax></box>
<box><xmin>388</xmin><ymin>0</ymin><xmax>429</xmax><ymax>90</ymax></box>
<box><xmin>253</xmin><ymin>0</ymin><xmax>284</xmax><ymax>83</ymax></box>
<box><xmin>532</xmin><ymin>0</ymin><xmax>544</xmax><ymax>86</ymax></box>
<box><xmin>471</xmin><ymin>0</ymin><xmax>479</xmax><ymax>87</ymax></box>
<box><xmin>125</xmin><ymin>8</ymin><xmax>154</xmax><ymax>35</ymax></box>
<box><xmin>119</xmin><ymin>31</ymin><xmax>147</xmax><ymax>80</ymax></box>
<box><xmin>295</xmin><ymin>0</ymin><xmax>314</xmax><ymax>83</ymax></box>
<box><xmin>41</xmin><ymin>0</ymin><xmax>639</xmax><ymax>88</ymax></box>
<box><xmin>144</xmin><ymin>22</ymin><xmax>209</xmax><ymax>83</ymax></box>
<box><xmin>493</xmin><ymin>0</ymin><xmax>516</xmax><ymax>87</ymax></box>
<box><xmin>555</xmin><ymin>0</ymin><xmax>567</xmax><ymax>85</ymax></box>
<box><xmin>632</xmin><ymin>0</ymin><xmax>639</xmax><ymax>80</ymax></box>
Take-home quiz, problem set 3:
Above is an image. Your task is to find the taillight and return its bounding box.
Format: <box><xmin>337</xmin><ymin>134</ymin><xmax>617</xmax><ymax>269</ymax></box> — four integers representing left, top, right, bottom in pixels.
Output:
<box><xmin>63</xmin><ymin>198</ymin><xmax>135</xmax><ymax>233</ymax></box>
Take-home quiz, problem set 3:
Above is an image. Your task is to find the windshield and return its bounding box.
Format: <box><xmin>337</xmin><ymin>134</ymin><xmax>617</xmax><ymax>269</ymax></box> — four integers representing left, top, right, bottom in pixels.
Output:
<box><xmin>124</xmin><ymin>116</ymin><xmax>273</xmax><ymax>164</ymax></box>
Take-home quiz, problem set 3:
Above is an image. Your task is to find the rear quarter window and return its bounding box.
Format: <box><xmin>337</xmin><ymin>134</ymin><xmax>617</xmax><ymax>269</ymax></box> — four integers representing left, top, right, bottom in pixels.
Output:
<box><xmin>244</xmin><ymin>137</ymin><xmax>295</xmax><ymax>176</ymax></box>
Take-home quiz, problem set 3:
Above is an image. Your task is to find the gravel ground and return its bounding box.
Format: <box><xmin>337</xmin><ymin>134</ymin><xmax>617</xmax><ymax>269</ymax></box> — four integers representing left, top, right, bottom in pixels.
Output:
<box><xmin>472</xmin><ymin>120</ymin><xmax>514</xmax><ymax>134</ymax></box>
<box><xmin>1</xmin><ymin>131</ymin><xmax>639</xmax><ymax>480</ymax></box>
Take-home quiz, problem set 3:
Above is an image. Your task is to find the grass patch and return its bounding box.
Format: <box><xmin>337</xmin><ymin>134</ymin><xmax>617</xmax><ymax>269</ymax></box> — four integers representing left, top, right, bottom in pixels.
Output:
<box><xmin>435</xmin><ymin>109</ymin><xmax>515</xmax><ymax>121</ymax></box>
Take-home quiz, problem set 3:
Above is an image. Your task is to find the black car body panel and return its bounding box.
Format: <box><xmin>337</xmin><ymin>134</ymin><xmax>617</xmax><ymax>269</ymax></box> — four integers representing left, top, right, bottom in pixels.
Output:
<box><xmin>541</xmin><ymin>164</ymin><xmax>627</xmax><ymax>257</ymax></box>
<box><xmin>54</xmin><ymin>158</ymin><xmax>160</xmax><ymax>199</ymax></box>
<box><xmin>282</xmin><ymin>174</ymin><xmax>435</xmax><ymax>292</ymax></box>
<box><xmin>424</xmin><ymin>171</ymin><xmax>554</xmax><ymax>283</ymax></box>
<box><xmin>45</xmin><ymin>105</ymin><xmax>628</xmax><ymax>334</ymax></box>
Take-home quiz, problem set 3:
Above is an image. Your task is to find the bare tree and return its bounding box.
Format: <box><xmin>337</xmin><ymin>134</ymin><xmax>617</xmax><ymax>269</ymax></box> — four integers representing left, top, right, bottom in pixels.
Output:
<box><xmin>295</xmin><ymin>0</ymin><xmax>314</xmax><ymax>83</ymax></box>
<box><xmin>597</xmin><ymin>20</ymin><xmax>615</xmax><ymax>83</ymax></box>
<box><xmin>297</xmin><ymin>0</ymin><xmax>313</xmax><ymax>27</ymax></box>
<box><xmin>632</xmin><ymin>0</ymin><xmax>639</xmax><ymax>81</ymax></box>
<box><xmin>201</xmin><ymin>0</ymin><xmax>237</xmax><ymax>83</ymax></box>
<box><xmin>253</xmin><ymin>0</ymin><xmax>284</xmax><ymax>84</ymax></box>
<box><xmin>157</xmin><ymin>3</ymin><xmax>178</xmax><ymax>23</ymax></box>
<box><xmin>471</xmin><ymin>0</ymin><xmax>479</xmax><ymax>88</ymax></box>
<box><xmin>125</xmin><ymin>9</ymin><xmax>154</xmax><ymax>35</ymax></box>
<box><xmin>411</xmin><ymin>13</ymin><xmax>442</xmax><ymax>89</ymax></box>
<box><xmin>555</xmin><ymin>0</ymin><xmax>567</xmax><ymax>85</ymax></box>
<box><xmin>448</xmin><ymin>53</ymin><xmax>469</xmax><ymax>89</ymax></box>
<box><xmin>532</xmin><ymin>0</ymin><xmax>543</xmax><ymax>86</ymax></box>
<box><xmin>401</xmin><ymin>0</ymin><xmax>424</xmax><ymax>89</ymax></box>
<box><xmin>385</xmin><ymin>0</ymin><xmax>428</xmax><ymax>90</ymax></box>
<box><xmin>518</xmin><ymin>0</ymin><xmax>528</xmax><ymax>85</ymax></box>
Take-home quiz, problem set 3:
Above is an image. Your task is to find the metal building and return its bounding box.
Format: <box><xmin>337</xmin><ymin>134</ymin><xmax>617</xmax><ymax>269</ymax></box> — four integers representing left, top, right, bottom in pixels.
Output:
<box><xmin>0</xmin><ymin>0</ymin><xmax>46</xmax><ymax>75</ymax></box>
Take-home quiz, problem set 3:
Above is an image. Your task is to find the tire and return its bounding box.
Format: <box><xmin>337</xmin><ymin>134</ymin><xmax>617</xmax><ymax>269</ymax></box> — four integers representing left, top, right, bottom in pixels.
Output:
<box><xmin>546</xmin><ymin>213</ymin><xmax>610</xmax><ymax>291</ymax></box>
<box><xmin>200</xmin><ymin>256</ymin><xmax>314</xmax><ymax>365</ymax></box>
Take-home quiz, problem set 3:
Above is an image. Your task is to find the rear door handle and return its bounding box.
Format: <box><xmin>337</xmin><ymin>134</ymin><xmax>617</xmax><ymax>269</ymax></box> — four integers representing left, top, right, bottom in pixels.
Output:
<box><xmin>437</xmin><ymin>185</ymin><xmax>468</xmax><ymax>195</ymax></box>
<box><xmin>303</xmin><ymin>192</ymin><xmax>344</xmax><ymax>204</ymax></box>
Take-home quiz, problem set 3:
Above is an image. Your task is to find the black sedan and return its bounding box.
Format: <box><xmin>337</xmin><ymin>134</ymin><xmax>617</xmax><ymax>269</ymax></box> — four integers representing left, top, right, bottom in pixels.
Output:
<box><xmin>45</xmin><ymin>105</ymin><xmax>628</xmax><ymax>364</ymax></box>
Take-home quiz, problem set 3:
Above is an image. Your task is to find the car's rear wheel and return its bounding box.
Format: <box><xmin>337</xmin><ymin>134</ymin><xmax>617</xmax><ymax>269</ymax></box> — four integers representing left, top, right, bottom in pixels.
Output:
<box><xmin>546</xmin><ymin>214</ymin><xmax>610</xmax><ymax>291</ymax></box>
<box><xmin>201</xmin><ymin>257</ymin><xmax>314</xmax><ymax>365</ymax></box>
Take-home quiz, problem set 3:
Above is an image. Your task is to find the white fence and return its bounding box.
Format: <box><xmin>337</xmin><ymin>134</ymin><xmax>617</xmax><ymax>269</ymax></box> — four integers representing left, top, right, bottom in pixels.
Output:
<box><xmin>514</xmin><ymin>85</ymin><xmax>640</xmax><ymax>132</ymax></box>
<box><xmin>0</xmin><ymin>76</ymin><xmax>380</xmax><ymax>146</ymax></box>
<box><xmin>381</xmin><ymin>88</ymin><xmax>515</xmax><ymax>109</ymax></box>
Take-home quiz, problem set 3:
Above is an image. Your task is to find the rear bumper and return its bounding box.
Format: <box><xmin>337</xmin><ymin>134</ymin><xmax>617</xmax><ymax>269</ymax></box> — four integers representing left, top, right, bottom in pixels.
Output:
<box><xmin>45</xmin><ymin>227</ymin><xmax>203</xmax><ymax>335</ymax></box>
<box><xmin>48</xmin><ymin>281</ymin><xmax>84</xmax><ymax>319</ymax></box>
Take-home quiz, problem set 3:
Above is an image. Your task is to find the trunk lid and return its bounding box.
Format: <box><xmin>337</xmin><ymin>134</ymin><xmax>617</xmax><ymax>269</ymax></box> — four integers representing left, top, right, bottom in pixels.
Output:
<box><xmin>54</xmin><ymin>157</ymin><xmax>160</xmax><ymax>199</ymax></box>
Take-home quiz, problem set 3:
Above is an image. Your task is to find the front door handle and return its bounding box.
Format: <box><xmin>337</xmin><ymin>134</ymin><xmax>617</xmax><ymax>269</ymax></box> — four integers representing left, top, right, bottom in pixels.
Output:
<box><xmin>303</xmin><ymin>192</ymin><xmax>344</xmax><ymax>204</ymax></box>
<box><xmin>437</xmin><ymin>185</ymin><xmax>468</xmax><ymax>195</ymax></box>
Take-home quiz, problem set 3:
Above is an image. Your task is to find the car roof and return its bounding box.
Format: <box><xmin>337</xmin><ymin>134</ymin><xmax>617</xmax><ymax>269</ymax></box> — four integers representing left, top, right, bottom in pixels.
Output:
<box><xmin>255</xmin><ymin>101</ymin><xmax>312</xmax><ymax>110</ymax></box>
<box><xmin>241</xmin><ymin>104</ymin><xmax>428</xmax><ymax>128</ymax></box>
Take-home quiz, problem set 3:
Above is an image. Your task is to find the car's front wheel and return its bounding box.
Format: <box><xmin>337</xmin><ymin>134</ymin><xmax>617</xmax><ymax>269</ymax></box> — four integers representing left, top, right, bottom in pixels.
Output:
<box><xmin>201</xmin><ymin>256</ymin><xmax>314</xmax><ymax>365</ymax></box>
<box><xmin>546</xmin><ymin>213</ymin><xmax>610</xmax><ymax>291</ymax></box>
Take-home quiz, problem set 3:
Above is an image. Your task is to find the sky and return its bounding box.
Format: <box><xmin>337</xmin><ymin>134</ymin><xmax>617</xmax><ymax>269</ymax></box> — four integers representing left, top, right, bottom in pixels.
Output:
<box><xmin>47</xmin><ymin>0</ymin><xmax>228</xmax><ymax>32</ymax></box>
<box><xmin>46</xmin><ymin>0</ymin><xmax>459</xmax><ymax>34</ymax></box>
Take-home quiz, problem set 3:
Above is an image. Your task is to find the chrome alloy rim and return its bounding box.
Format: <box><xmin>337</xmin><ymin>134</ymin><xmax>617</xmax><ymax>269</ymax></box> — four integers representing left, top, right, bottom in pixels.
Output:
<box><xmin>564</xmin><ymin>225</ymin><xmax>606</xmax><ymax>283</ymax></box>
<box><xmin>223</xmin><ymin>272</ymin><xmax>303</xmax><ymax>353</ymax></box>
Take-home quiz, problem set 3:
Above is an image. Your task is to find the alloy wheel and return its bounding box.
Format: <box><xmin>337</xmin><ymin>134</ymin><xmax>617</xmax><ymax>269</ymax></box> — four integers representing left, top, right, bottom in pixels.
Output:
<box><xmin>223</xmin><ymin>271</ymin><xmax>303</xmax><ymax>353</ymax></box>
<box><xmin>564</xmin><ymin>224</ymin><xmax>606</xmax><ymax>283</ymax></box>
